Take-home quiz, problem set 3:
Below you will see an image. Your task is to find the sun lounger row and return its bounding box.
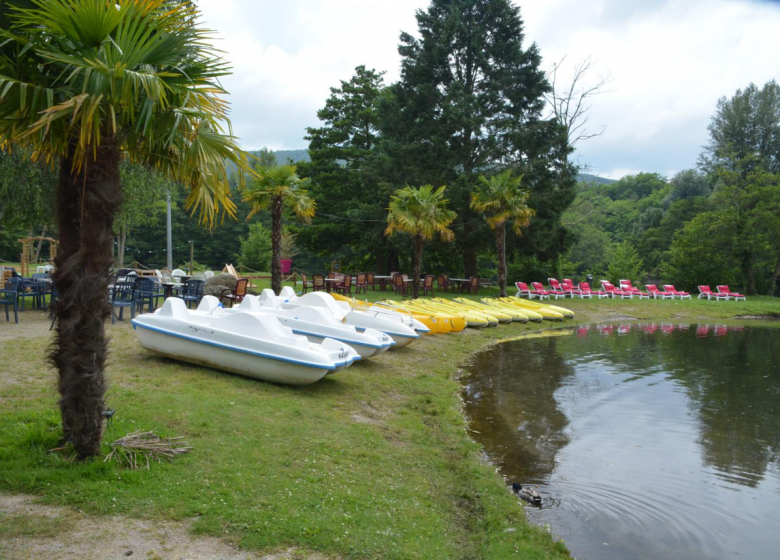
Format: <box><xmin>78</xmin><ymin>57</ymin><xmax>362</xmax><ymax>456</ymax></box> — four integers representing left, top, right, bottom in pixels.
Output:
<box><xmin>697</xmin><ymin>285</ymin><xmax>746</xmax><ymax>301</ymax></box>
<box><xmin>515</xmin><ymin>280</ymin><xmax>703</xmax><ymax>300</ymax></box>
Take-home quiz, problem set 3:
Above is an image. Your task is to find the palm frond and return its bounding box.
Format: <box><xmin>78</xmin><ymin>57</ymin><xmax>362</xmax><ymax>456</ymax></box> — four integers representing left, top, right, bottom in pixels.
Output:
<box><xmin>0</xmin><ymin>0</ymin><xmax>249</xmax><ymax>225</ymax></box>
<box><xmin>471</xmin><ymin>170</ymin><xmax>535</xmax><ymax>234</ymax></box>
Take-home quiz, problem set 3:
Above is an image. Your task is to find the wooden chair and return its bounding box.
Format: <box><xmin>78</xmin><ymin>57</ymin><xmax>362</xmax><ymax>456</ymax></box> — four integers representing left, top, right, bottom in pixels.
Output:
<box><xmin>437</xmin><ymin>274</ymin><xmax>449</xmax><ymax>293</ymax></box>
<box><xmin>392</xmin><ymin>273</ymin><xmax>408</xmax><ymax>296</ymax></box>
<box><xmin>312</xmin><ymin>274</ymin><xmax>326</xmax><ymax>292</ymax></box>
<box><xmin>355</xmin><ymin>273</ymin><xmax>367</xmax><ymax>294</ymax></box>
<box><xmin>300</xmin><ymin>273</ymin><xmax>312</xmax><ymax>294</ymax></box>
<box><xmin>220</xmin><ymin>278</ymin><xmax>249</xmax><ymax>308</ymax></box>
<box><xmin>422</xmin><ymin>274</ymin><xmax>435</xmax><ymax>296</ymax></box>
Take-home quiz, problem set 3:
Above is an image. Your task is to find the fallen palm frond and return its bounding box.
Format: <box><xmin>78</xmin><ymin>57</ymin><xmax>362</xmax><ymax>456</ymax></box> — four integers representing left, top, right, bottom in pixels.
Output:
<box><xmin>104</xmin><ymin>430</ymin><xmax>191</xmax><ymax>469</ymax></box>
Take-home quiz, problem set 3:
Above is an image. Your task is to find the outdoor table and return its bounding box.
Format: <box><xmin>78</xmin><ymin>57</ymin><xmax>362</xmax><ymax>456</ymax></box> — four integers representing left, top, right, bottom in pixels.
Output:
<box><xmin>448</xmin><ymin>278</ymin><xmax>471</xmax><ymax>293</ymax></box>
<box><xmin>324</xmin><ymin>278</ymin><xmax>341</xmax><ymax>293</ymax></box>
<box><xmin>373</xmin><ymin>275</ymin><xmax>393</xmax><ymax>291</ymax></box>
<box><xmin>159</xmin><ymin>282</ymin><xmax>179</xmax><ymax>299</ymax></box>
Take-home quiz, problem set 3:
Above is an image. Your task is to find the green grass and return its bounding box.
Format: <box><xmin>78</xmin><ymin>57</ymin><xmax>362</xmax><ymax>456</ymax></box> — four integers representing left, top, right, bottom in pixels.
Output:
<box><xmin>1</xmin><ymin>293</ymin><xmax>778</xmax><ymax>558</ymax></box>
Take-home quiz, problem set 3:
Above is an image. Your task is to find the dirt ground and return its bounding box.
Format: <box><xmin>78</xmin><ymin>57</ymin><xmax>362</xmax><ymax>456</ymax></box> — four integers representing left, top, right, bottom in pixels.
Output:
<box><xmin>0</xmin><ymin>494</ymin><xmax>331</xmax><ymax>560</ymax></box>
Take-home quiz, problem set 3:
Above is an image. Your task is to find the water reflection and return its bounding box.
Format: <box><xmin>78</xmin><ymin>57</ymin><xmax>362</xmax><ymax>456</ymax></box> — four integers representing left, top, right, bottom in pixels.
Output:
<box><xmin>463</xmin><ymin>324</ymin><xmax>780</xmax><ymax>560</ymax></box>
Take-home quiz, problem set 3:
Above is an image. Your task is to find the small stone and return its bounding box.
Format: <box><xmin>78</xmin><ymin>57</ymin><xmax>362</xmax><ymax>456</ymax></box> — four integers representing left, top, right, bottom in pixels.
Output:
<box><xmin>504</xmin><ymin>528</ymin><xmax>516</xmax><ymax>533</ymax></box>
<box><xmin>125</xmin><ymin>551</ymin><xmax>133</xmax><ymax>556</ymax></box>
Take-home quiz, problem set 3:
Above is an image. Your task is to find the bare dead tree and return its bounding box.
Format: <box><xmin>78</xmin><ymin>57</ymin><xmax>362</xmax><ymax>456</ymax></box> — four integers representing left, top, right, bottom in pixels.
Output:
<box><xmin>545</xmin><ymin>55</ymin><xmax>614</xmax><ymax>152</ymax></box>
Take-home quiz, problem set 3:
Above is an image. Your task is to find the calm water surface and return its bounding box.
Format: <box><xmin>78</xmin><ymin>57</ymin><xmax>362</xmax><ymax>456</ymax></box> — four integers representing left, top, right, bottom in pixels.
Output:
<box><xmin>463</xmin><ymin>324</ymin><xmax>780</xmax><ymax>560</ymax></box>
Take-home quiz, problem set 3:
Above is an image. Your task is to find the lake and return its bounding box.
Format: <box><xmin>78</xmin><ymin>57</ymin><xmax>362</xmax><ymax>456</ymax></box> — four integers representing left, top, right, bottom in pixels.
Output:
<box><xmin>462</xmin><ymin>323</ymin><xmax>780</xmax><ymax>560</ymax></box>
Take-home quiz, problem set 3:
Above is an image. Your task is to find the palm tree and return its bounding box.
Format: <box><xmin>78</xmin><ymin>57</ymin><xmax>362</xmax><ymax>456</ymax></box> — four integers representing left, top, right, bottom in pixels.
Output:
<box><xmin>0</xmin><ymin>0</ymin><xmax>251</xmax><ymax>458</ymax></box>
<box><xmin>471</xmin><ymin>170</ymin><xmax>535</xmax><ymax>297</ymax></box>
<box><xmin>243</xmin><ymin>165</ymin><xmax>315</xmax><ymax>294</ymax></box>
<box><xmin>385</xmin><ymin>185</ymin><xmax>456</xmax><ymax>298</ymax></box>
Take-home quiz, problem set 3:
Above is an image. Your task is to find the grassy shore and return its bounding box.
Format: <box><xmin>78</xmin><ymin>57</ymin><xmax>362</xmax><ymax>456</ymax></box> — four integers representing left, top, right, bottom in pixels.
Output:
<box><xmin>1</xmin><ymin>291</ymin><xmax>778</xmax><ymax>559</ymax></box>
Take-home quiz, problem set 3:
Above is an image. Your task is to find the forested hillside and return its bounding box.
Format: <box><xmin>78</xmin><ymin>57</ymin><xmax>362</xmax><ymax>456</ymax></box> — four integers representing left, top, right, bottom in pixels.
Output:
<box><xmin>564</xmin><ymin>81</ymin><xmax>780</xmax><ymax>295</ymax></box>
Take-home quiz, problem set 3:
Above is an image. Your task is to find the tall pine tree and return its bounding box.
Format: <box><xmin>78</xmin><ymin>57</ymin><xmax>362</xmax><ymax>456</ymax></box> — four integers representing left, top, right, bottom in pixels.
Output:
<box><xmin>297</xmin><ymin>66</ymin><xmax>398</xmax><ymax>272</ymax></box>
<box><xmin>380</xmin><ymin>0</ymin><xmax>575</xmax><ymax>276</ymax></box>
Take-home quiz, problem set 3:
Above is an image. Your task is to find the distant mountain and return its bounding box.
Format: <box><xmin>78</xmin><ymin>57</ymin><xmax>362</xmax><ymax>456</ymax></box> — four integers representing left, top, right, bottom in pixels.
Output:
<box><xmin>272</xmin><ymin>149</ymin><xmax>310</xmax><ymax>164</ymax></box>
<box><xmin>578</xmin><ymin>173</ymin><xmax>616</xmax><ymax>185</ymax></box>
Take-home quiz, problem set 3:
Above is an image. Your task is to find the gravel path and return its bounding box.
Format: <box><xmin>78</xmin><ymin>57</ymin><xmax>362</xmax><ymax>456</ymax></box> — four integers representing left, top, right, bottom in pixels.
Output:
<box><xmin>0</xmin><ymin>494</ymin><xmax>331</xmax><ymax>560</ymax></box>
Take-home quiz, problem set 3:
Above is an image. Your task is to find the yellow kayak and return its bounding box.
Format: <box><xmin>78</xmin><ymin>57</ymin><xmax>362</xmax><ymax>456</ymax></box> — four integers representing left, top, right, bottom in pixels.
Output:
<box><xmin>381</xmin><ymin>300</ymin><xmax>463</xmax><ymax>333</ymax></box>
<box><xmin>404</xmin><ymin>299</ymin><xmax>490</xmax><ymax>328</ymax></box>
<box><xmin>454</xmin><ymin>297</ymin><xmax>529</xmax><ymax>323</ymax></box>
<box><xmin>479</xmin><ymin>298</ymin><xmax>542</xmax><ymax>322</ymax></box>
<box><xmin>501</xmin><ymin>296</ymin><xmax>574</xmax><ymax>319</ymax></box>
<box><xmin>498</xmin><ymin>297</ymin><xmax>564</xmax><ymax>321</ymax></box>
<box><xmin>439</xmin><ymin>298</ymin><xmax>512</xmax><ymax>324</ymax></box>
<box><xmin>331</xmin><ymin>294</ymin><xmax>454</xmax><ymax>334</ymax></box>
<box><xmin>424</xmin><ymin>299</ymin><xmax>500</xmax><ymax>327</ymax></box>
<box><xmin>401</xmin><ymin>300</ymin><xmax>484</xmax><ymax>329</ymax></box>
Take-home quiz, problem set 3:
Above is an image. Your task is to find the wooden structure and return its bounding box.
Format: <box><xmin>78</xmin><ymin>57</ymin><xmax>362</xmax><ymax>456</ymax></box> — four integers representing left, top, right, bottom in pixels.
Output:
<box><xmin>18</xmin><ymin>236</ymin><xmax>59</xmax><ymax>277</ymax></box>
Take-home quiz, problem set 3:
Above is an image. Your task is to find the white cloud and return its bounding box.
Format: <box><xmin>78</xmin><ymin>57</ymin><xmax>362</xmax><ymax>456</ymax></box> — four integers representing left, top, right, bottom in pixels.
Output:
<box><xmin>198</xmin><ymin>0</ymin><xmax>780</xmax><ymax>178</ymax></box>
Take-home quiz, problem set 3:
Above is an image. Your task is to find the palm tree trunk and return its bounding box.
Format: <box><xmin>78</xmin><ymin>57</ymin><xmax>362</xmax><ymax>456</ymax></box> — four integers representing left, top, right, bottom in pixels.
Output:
<box><xmin>496</xmin><ymin>224</ymin><xmax>507</xmax><ymax>297</ymax></box>
<box><xmin>413</xmin><ymin>233</ymin><xmax>423</xmax><ymax>299</ymax></box>
<box><xmin>271</xmin><ymin>196</ymin><xmax>283</xmax><ymax>295</ymax></box>
<box><xmin>50</xmin><ymin>140</ymin><xmax>122</xmax><ymax>459</ymax></box>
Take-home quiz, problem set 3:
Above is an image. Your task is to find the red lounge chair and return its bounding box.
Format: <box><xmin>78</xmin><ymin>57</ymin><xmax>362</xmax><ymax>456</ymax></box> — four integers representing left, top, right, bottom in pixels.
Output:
<box><xmin>533</xmin><ymin>281</ymin><xmax>565</xmax><ymax>299</ymax></box>
<box><xmin>698</xmin><ymin>285</ymin><xmax>729</xmax><ymax>301</ymax></box>
<box><xmin>550</xmin><ymin>278</ymin><xmax>584</xmax><ymax>298</ymax></box>
<box><xmin>717</xmin><ymin>285</ymin><xmax>746</xmax><ymax>301</ymax></box>
<box><xmin>561</xmin><ymin>278</ymin><xmax>589</xmax><ymax>298</ymax></box>
<box><xmin>663</xmin><ymin>284</ymin><xmax>691</xmax><ymax>300</ymax></box>
<box><xmin>645</xmin><ymin>284</ymin><xmax>675</xmax><ymax>300</ymax></box>
<box><xmin>515</xmin><ymin>282</ymin><xmax>550</xmax><ymax>299</ymax></box>
<box><xmin>578</xmin><ymin>282</ymin><xmax>609</xmax><ymax>299</ymax></box>
<box><xmin>619</xmin><ymin>279</ymin><xmax>650</xmax><ymax>299</ymax></box>
<box><xmin>601</xmin><ymin>280</ymin><xmax>632</xmax><ymax>299</ymax></box>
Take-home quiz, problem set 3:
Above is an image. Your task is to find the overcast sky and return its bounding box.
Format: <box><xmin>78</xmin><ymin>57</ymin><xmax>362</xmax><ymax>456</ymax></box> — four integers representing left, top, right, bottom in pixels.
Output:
<box><xmin>198</xmin><ymin>0</ymin><xmax>780</xmax><ymax>179</ymax></box>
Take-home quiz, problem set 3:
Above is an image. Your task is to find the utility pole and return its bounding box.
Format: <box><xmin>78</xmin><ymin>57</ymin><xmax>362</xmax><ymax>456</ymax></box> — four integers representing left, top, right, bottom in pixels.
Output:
<box><xmin>189</xmin><ymin>240</ymin><xmax>194</xmax><ymax>275</ymax></box>
<box><xmin>166</xmin><ymin>191</ymin><xmax>173</xmax><ymax>270</ymax></box>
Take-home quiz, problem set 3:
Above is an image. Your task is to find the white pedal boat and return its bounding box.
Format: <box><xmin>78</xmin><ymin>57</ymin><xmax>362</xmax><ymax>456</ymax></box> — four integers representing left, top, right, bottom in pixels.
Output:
<box><xmin>262</xmin><ymin>288</ymin><xmax>424</xmax><ymax>347</ymax></box>
<box><xmin>195</xmin><ymin>295</ymin><xmax>393</xmax><ymax>359</ymax></box>
<box><xmin>132</xmin><ymin>298</ymin><xmax>358</xmax><ymax>386</ymax></box>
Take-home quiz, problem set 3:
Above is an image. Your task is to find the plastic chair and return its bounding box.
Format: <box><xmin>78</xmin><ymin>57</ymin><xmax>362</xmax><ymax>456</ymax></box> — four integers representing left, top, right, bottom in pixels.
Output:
<box><xmin>312</xmin><ymin>274</ymin><xmax>326</xmax><ymax>292</ymax></box>
<box><xmin>110</xmin><ymin>281</ymin><xmax>136</xmax><ymax>324</ymax></box>
<box><xmin>0</xmin><ymin>277</ymin><xmax>21</xmax><ymax>323</ymax></box>
<box><xmin>181</xmin><ymin>279</ymin><xmax>205</xmax><ymax>309</ymax></box>
<box><xmin>300</xmin><ymin>273</ymin><xmax>312</xmax><ymax>294</ymax></box>
<box><xmin>366</xmin><ymin>272</ymin><xmax>378</xmax><ymax>291</ymax></box>
<box><xmin>18</xmin><ymin>277</ymin><xmax>44</xmax><ymax>310</ymax></box>
<box><xmin>135</xmin><ymin>277</ymin><xmax>164</xmax><ymax>313</ymax></box>
<box><xmin>464</xmin><ymin>276</ymin><xmax>480</xmax><ymax>295</ymax></box>
<box><xmin>421</xmin><ymin>275</ymin><xmax>435</xmax><ymax>296</ymax></box>
<box><xmin>355</xmin><ymin>273</ymin><xmax>367</xmax><ymax>294</ymax></box>
<box><xmin>393</xmin><ymin>274</ymin><xmax>408</xmax><ymax>296</ymax></box>
<box><xmin>220</xmin><ymin>278</ymin><xmax>249</xmax><ymax>308</ymax></box>
<box><xmin>437</xmin><ymin>274</ymin><xmax>449</xmax><ymax>293</ymax></box>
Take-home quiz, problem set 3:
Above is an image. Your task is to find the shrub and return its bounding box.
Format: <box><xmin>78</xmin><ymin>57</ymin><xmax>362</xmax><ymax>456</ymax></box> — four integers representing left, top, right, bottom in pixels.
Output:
<box><xmin>607</xmin><ymin>242</ymin><xmax>645</xmax><ymax>284</ymax></box>
<box><xmin>239</xmin><ymin>223</ymin><xmax>272</xmax><ymax>272</ymax></box>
